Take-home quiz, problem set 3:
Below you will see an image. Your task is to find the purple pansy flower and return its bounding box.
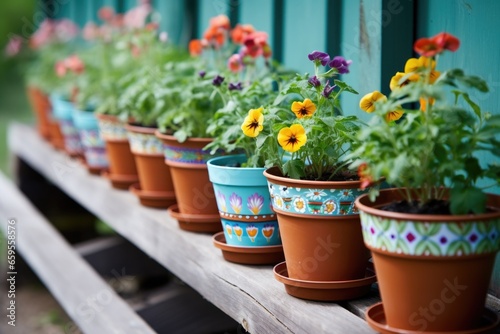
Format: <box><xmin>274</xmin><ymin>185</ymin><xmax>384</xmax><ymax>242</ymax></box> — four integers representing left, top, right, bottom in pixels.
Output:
<box><xmin>198</xmin><ymin>71</ymin><xmax>206</xmax><ymax>78</ymax></box>
<box><xmin>228</xmin><ymin>82</ymin><xmax>243</xmax><ymax>91</ymax></box>
<box><xmin>322</xmin><ymin>81</ymin><xmax>336</xmax><ymax>98</ymax></box>
<box><xmin>212</xmin><ymin>75</ymin><xmax>225</xmax><ymax>87</ymax></box>
<box><xmin>308</xmin><ymin>75</ymin><xmax>321</xmax><ymax>88</ymax></box>
<box><xmin>329</xmin><ymin>56</ymin><xmax>352</xmax><ymax>74</ymax></box>
<box><xmin>307</xmin><ymin>50</ymin><xmax>330</xmax><ymax>66</ymax></box>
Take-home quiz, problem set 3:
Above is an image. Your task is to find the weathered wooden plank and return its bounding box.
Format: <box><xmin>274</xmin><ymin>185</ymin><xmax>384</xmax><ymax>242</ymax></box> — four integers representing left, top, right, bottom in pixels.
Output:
<box><xmin>8</xmin><ymin>122</ymin><xmax>374</xmax><ymax>334</ymax></box>
<box><xmin>0</xmin><ymin>171</ymin><xmax>155</xmax><ymax>334</ymax></box>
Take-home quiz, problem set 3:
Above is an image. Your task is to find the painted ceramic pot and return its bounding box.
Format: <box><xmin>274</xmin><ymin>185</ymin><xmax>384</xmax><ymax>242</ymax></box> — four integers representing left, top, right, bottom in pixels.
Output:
<box><xmin>264</xmin><ymin>167</ymin><xmax>371</xmax><ymax>282</ymax></box>
<box><xmin>126</xmin><ymin>124</ymin><xmax>176</xmax><ymax>208</ymax></box>
<box><xmin>207</xmin><ymin>155</ymin><xmax>280</xmax><ymax>247</ymax></box>
<box><xmin>96</xmin><ymin>114</ymin><xmax>138</xmax><ymax>189</ymax></box>
<box><xmin>156</xmin><ymin>131</ymin><xmax>223</xmax><ymax>233</ymax></box>
<box><xmin>50</xmin><ymin>95</ymin><xmax>83</xmax><ymax>156</ymax></box>
<box><xmin>72</xmin><ymin>109</ymin><xmax>108</xmax><ymax>169</ymax></box>
<box><xmin>27</xmin><ymin>86</ymin><xmax>51</xmax><ymax>140</ymax></box>
<box><xmin>356</xmin><ymin>189</ymin><xmax>500</xmax><ymax>332</ymax></box>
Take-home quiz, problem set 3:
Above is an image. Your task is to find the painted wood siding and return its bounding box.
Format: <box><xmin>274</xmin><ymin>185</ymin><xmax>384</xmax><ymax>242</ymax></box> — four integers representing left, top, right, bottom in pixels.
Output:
<box><xmin>44</xmin><ymin>0</ymin><xmax>500</xmax><ymax>298</ymax></box>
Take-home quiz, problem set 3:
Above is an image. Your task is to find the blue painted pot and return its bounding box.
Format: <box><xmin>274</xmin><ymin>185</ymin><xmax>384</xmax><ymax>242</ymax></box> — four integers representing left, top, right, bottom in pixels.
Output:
<box><xmin>207</xmin><ymin>154</ymin><xmax>280</xmax><ymax>247</ymax></box>
<box><xmin>72</xmin><ymin>109</ymin><xmax>108</xmax><ymax>168</ymax></box>
<box><xmin>49</xmin><ymin>95</ymin><xmax>82</xmax><ymax>155</ymax></box>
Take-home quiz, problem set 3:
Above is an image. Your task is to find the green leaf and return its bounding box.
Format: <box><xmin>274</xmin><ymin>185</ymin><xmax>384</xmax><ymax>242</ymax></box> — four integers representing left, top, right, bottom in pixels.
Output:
<box><xmin>282</xmin><ymin>159</ymin><xmax>305</xmax><ymax>179</ymax></box>
<box><xmin>450</xmin><ymin>186</ymin><xmax>487</xmax><ymax>214</ymax></box>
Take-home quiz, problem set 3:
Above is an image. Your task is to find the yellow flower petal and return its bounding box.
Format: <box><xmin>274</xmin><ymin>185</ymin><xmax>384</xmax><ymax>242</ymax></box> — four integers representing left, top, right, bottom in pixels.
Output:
<box><xmin>359</xmin><ymin>91</ymin><xmax>387</xmax><ymax>113</ymax></box>
<box><xmin>291</xmin><ymin>98</ymin><xmax>316</xmax><ymax>118</ymax></box>
<box><xmin>390</xmin><ymin>72</ymin><xmax>419</xmax><ymax>91</ymax></box>
<box><xmin>429</xmin><ymin>70</ymin><xmax>441</xmax><ymax>84</ymax></box>
<box><xmin>385</xmin><ymin>109</ymin><xmax>404</xmax><ymax>122</ymax></box>
<box><xmin>277</xmin><ymin>124</ymin><xmax>306</xmax><ymax>152</ymax></box>
<box><xmin>419</xmin><ymin>97</ymin><xmax>435</xmax><ymax>112</ymax></box>
<box><xmin>241</xmin><ymin>107</ymin><xmax>264</xmax><ymax>137</ymax></box>
<box><xmin>404</xmin><ymin>56</ymin><xmax>436</xmax><ymax>73</ymax></box>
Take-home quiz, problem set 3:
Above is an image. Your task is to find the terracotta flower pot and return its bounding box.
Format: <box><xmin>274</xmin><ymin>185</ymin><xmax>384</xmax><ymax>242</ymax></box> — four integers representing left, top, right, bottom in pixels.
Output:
<box><xmin>356</xmin><ymin>188</ymin><xmax>500</xmax><ymax>332</ymax></box>
<box><xmin>126</xmin><ymin>125</ymin><xmax>176</xmax><ymax>208</ymax></box>
<box><xmin>155</xmin><ymin>131</ymin><xmax>222</xmax><ymax>232</ymax></box>
<box><xmin>50</xmin><ymin>95</ymin><xmax>83</xmax><ymax>157</ymax></box>
<box><xmin>96</xmin><ymin>114</ymin><xmax>138</xmax><ymax>189</ymax></box>
<box><xmin>72</xmin><ymin>109</ymin><xmax>108</xmax><ymax>174</ymax></box>
<box><xmin>264</xmin><ymin>166</ymin><xmax>372</xmax><ymax>288</ymax></box>
<box><xmin>27</xmin><ymin>86</ymin><xmax>51</xmax><ymax>140</ymax></box>
<box><xmin>47</xmin><ymin>120</ymin><xmax>65</xmax><ymax>150</ymax></box>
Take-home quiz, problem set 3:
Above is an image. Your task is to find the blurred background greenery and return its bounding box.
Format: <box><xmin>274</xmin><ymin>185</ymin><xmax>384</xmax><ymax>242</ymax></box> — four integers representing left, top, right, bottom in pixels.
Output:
<box><xmin>0</xmin><ymin>1</ymin><xmax>36</xmax><ymax>174</ymax></box>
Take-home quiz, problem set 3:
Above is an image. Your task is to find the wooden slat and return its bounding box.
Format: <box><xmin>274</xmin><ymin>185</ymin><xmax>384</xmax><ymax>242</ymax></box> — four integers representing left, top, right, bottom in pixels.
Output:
<box><xmin>282</xmin><ymin>0</ymin><xmax>329</xmax><ymax>73</ymax></box>
<box><xmin>0</xmin><ymin>171</ymin><xmax>155</xmax><ymax>334</ymax></box>
<box><xmin>8</xmin><ymin>122</ymin><xmax>373</xmax><ymax>334</ymax></box>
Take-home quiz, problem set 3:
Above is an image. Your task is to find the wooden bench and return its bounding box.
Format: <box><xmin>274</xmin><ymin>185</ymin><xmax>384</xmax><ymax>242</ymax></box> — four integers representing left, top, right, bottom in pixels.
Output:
<box><xmin>0</xmin><ymin>171</ymin><xmax>156</xmax><ymax>333</ymax></box>
<box><xmin>5</xmin><ymin>122</ymin><xmax>500</xmax><ymax>333</ymax></box>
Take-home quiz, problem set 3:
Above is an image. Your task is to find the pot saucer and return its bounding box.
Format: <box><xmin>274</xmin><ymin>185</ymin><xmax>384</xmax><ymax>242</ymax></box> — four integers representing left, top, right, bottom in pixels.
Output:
<box><xmin>102</xmin><ymin>171</ymin><xmax>139</xmax><ymax>190</ymax></box>
<box><xmin>129</xmin><ymin>183</ymin><xmax>176</xmax><ymax>208</ymax></box>
<box><xmin>212</xmin><ymin>232</ymin><xmax>284</xmax><ymax>265</ymax></box>
<box><xmin>273</xmin><ymin>261</ymin><xmax>376</xmax><ymax>301</ymax></box>
<box><xmin>168</xmin><ymin>204</ymin><xmax>222</xmax><ymax>233</ymax></box>
<box><xmin>83</xmin><ymin>162</ymin><xmax>107</xmax><ymax>175</ymax></box>
<box><xmin>366</xmin><ymin>302</ymin><xmax>499</xmax><ymax>334</ymax></box>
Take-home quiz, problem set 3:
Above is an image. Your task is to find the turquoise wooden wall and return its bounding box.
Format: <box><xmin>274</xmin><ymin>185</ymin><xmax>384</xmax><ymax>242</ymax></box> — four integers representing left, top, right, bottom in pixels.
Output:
<box><xmin>47</xmin><ymin>0</ymin><xmax>500</xmax><ymax>297</ymax></box>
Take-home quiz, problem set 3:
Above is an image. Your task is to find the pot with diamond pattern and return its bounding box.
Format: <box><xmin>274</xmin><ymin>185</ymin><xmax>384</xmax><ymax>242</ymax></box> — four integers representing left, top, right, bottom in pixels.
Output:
<box><xmin>355</xmin><ymin>188</ymin><xmax>500</xmax><ymax>332</ymax></box>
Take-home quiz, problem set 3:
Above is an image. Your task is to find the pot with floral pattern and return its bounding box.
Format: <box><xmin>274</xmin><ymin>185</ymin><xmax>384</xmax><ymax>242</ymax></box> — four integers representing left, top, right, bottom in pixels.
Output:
<box><xmin>264</xmin><ymin>166</ymin><xmax>371</xmax><ymax>282</ymax></box>
<box><xmin>356</xmin><ymin>188</ymin><xmax>500</xmax><ymax>332</ymax></box>
<box><xmin>50</xmin><ymin>95</ymin><xmax>83</xmax><ymax>156</ymax></box>
<box><xmin>72</xmin><ymin>109</ymin><xmax>108</xmax><ymax>174</ymax></box>
<box><xmin>207</xmin><ymin>155</ymin><xmax>281</xmax><ymax>247</ymax></box>
<box><xmin>126</xmin><ymin>124</ymin><xmax>176</xmax><ymax>208</ymax></box>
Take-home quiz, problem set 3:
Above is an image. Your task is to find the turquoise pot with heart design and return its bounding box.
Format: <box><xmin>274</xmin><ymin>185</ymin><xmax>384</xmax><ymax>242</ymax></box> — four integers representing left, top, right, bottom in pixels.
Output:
<box><xmin>207</xmin><ymin>155</ymin><xmax>280</xmax><ymax>247</ymax></box>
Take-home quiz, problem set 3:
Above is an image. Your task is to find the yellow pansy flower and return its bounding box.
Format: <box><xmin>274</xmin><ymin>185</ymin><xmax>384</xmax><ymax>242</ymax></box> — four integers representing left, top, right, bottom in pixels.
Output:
<box><xmin>359</xmin><ymin>91</ymin><xmax>387</xmax><ymax>113</ymax></box>
<box><xmin>390</xmin><ymin>71</ymin><xmax>419</xmax><ymax>91</ymax></box>
<box><xmin>291</xmin><ymin>98</ymin><xmax>316</xmax><ymax>118</ymax></box>
<box><xmin>385</xmin><ymin>109</ymin><xmax>404</xmax><ymax>122</ymax></box>
<box><xmin>404</xmin><ymin>56</ymin><xmax>436</xmax><ymax>73</ymax></box>
<box><xmin>241</xmin><ymin>107</ymin><xmax>264</xmax><ymax>137</ymax></box>
<box><xmin>277</xmin><ymin>124</ymin><xmax>307</xmax><ymax>152</ymax></box>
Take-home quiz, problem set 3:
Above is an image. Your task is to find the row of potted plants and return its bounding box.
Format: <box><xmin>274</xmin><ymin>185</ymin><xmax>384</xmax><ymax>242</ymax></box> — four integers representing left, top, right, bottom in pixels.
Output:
<box><xmin>7</xmin><ymin>6</ymin><xmax>500</xmax><ymax>332</ymax></box>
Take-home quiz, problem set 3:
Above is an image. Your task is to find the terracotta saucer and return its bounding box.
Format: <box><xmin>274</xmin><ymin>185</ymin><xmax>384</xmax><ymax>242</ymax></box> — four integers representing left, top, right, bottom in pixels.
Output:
<box><xmin>101</xmin><ymin>171</ymin><xmax>139</xmax><ymax>190</ymax></box>
<box><xmin>81</xmin><ymin>160</ymin><xmax>107</xmax><ymax>176</ymax></box>
<box><xmin>168</xmin><ymin>204</ymin><xmax>222</xmax><ymax>233</ymax></box>
<box><xmin>366</xmin><ymin>302</ymin><xmax>499</xmax><ymax>334</ymax></box>
<box><xmin>129</xmin><ymin>183</ymin><xmax>176</xmax><ymax>208</ymax></box>
<box><xmin>273</xmin><ymin>261</ymin><xmax>376</xmax><ymax>301</ymax></box>
<box><xmin>212</xmin><ymin>232</ymin><xmax>285</xmax><ymax>265</ymax></box>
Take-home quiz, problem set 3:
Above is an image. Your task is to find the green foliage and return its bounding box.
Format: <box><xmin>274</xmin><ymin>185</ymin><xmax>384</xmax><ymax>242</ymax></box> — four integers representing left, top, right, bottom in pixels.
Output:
<box><xmin>349</xmin><ymin>53</ymin><xmax>500</xmax><ymax>214</ymax></box>
<box><xmin>252</xmin><ymin>60</ymin><xmax>361</xmax><ymax>180</ymax></box>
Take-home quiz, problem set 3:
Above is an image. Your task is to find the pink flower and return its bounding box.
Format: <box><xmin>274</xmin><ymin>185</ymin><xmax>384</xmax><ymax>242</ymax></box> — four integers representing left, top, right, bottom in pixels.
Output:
<box><xmin>227</xmin><ymin>54</ymin><xmax>243</xmax><ymax>73</ymax></box>
<box><xmin>30</xmin><ymin>19</ymin><xmax>55</xmax><ymax>49</ymax></box>
<box><xmin>55</xmin><ymin>60</ymin><xmax>67</xmax><ymax>77</ymax></box>
<box><xmin>55</xmin><ymin>19</ymin><xmax>79</xmax><ymax>42</ymax></box>
<box><xmin>64</xmin><ymin>55</ymin><xmax>85</xmax><ymax>75</ymax></box>
<box><xmin>83</xmin><ymin>22</ymin><xmax>99</xmax><ymax>40</ymax></box>
<box><xmin>98</xmin><ymin>6</ymin><xmax>115</xmax><ymax>21</ymax></box>
<box><xmin>5</xmin><ymin>35</ymin><xmax>23</xmax><ymax>57</ymax></box>
<box><xmin>124</xmin><ymin>4</ymin><xmax>152</xmax><ymax>29</ymax></box>
<box><xmin>242</xmin><ymin>31</ymin><xmax>269</xmax><ymax>58</ymax></box>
